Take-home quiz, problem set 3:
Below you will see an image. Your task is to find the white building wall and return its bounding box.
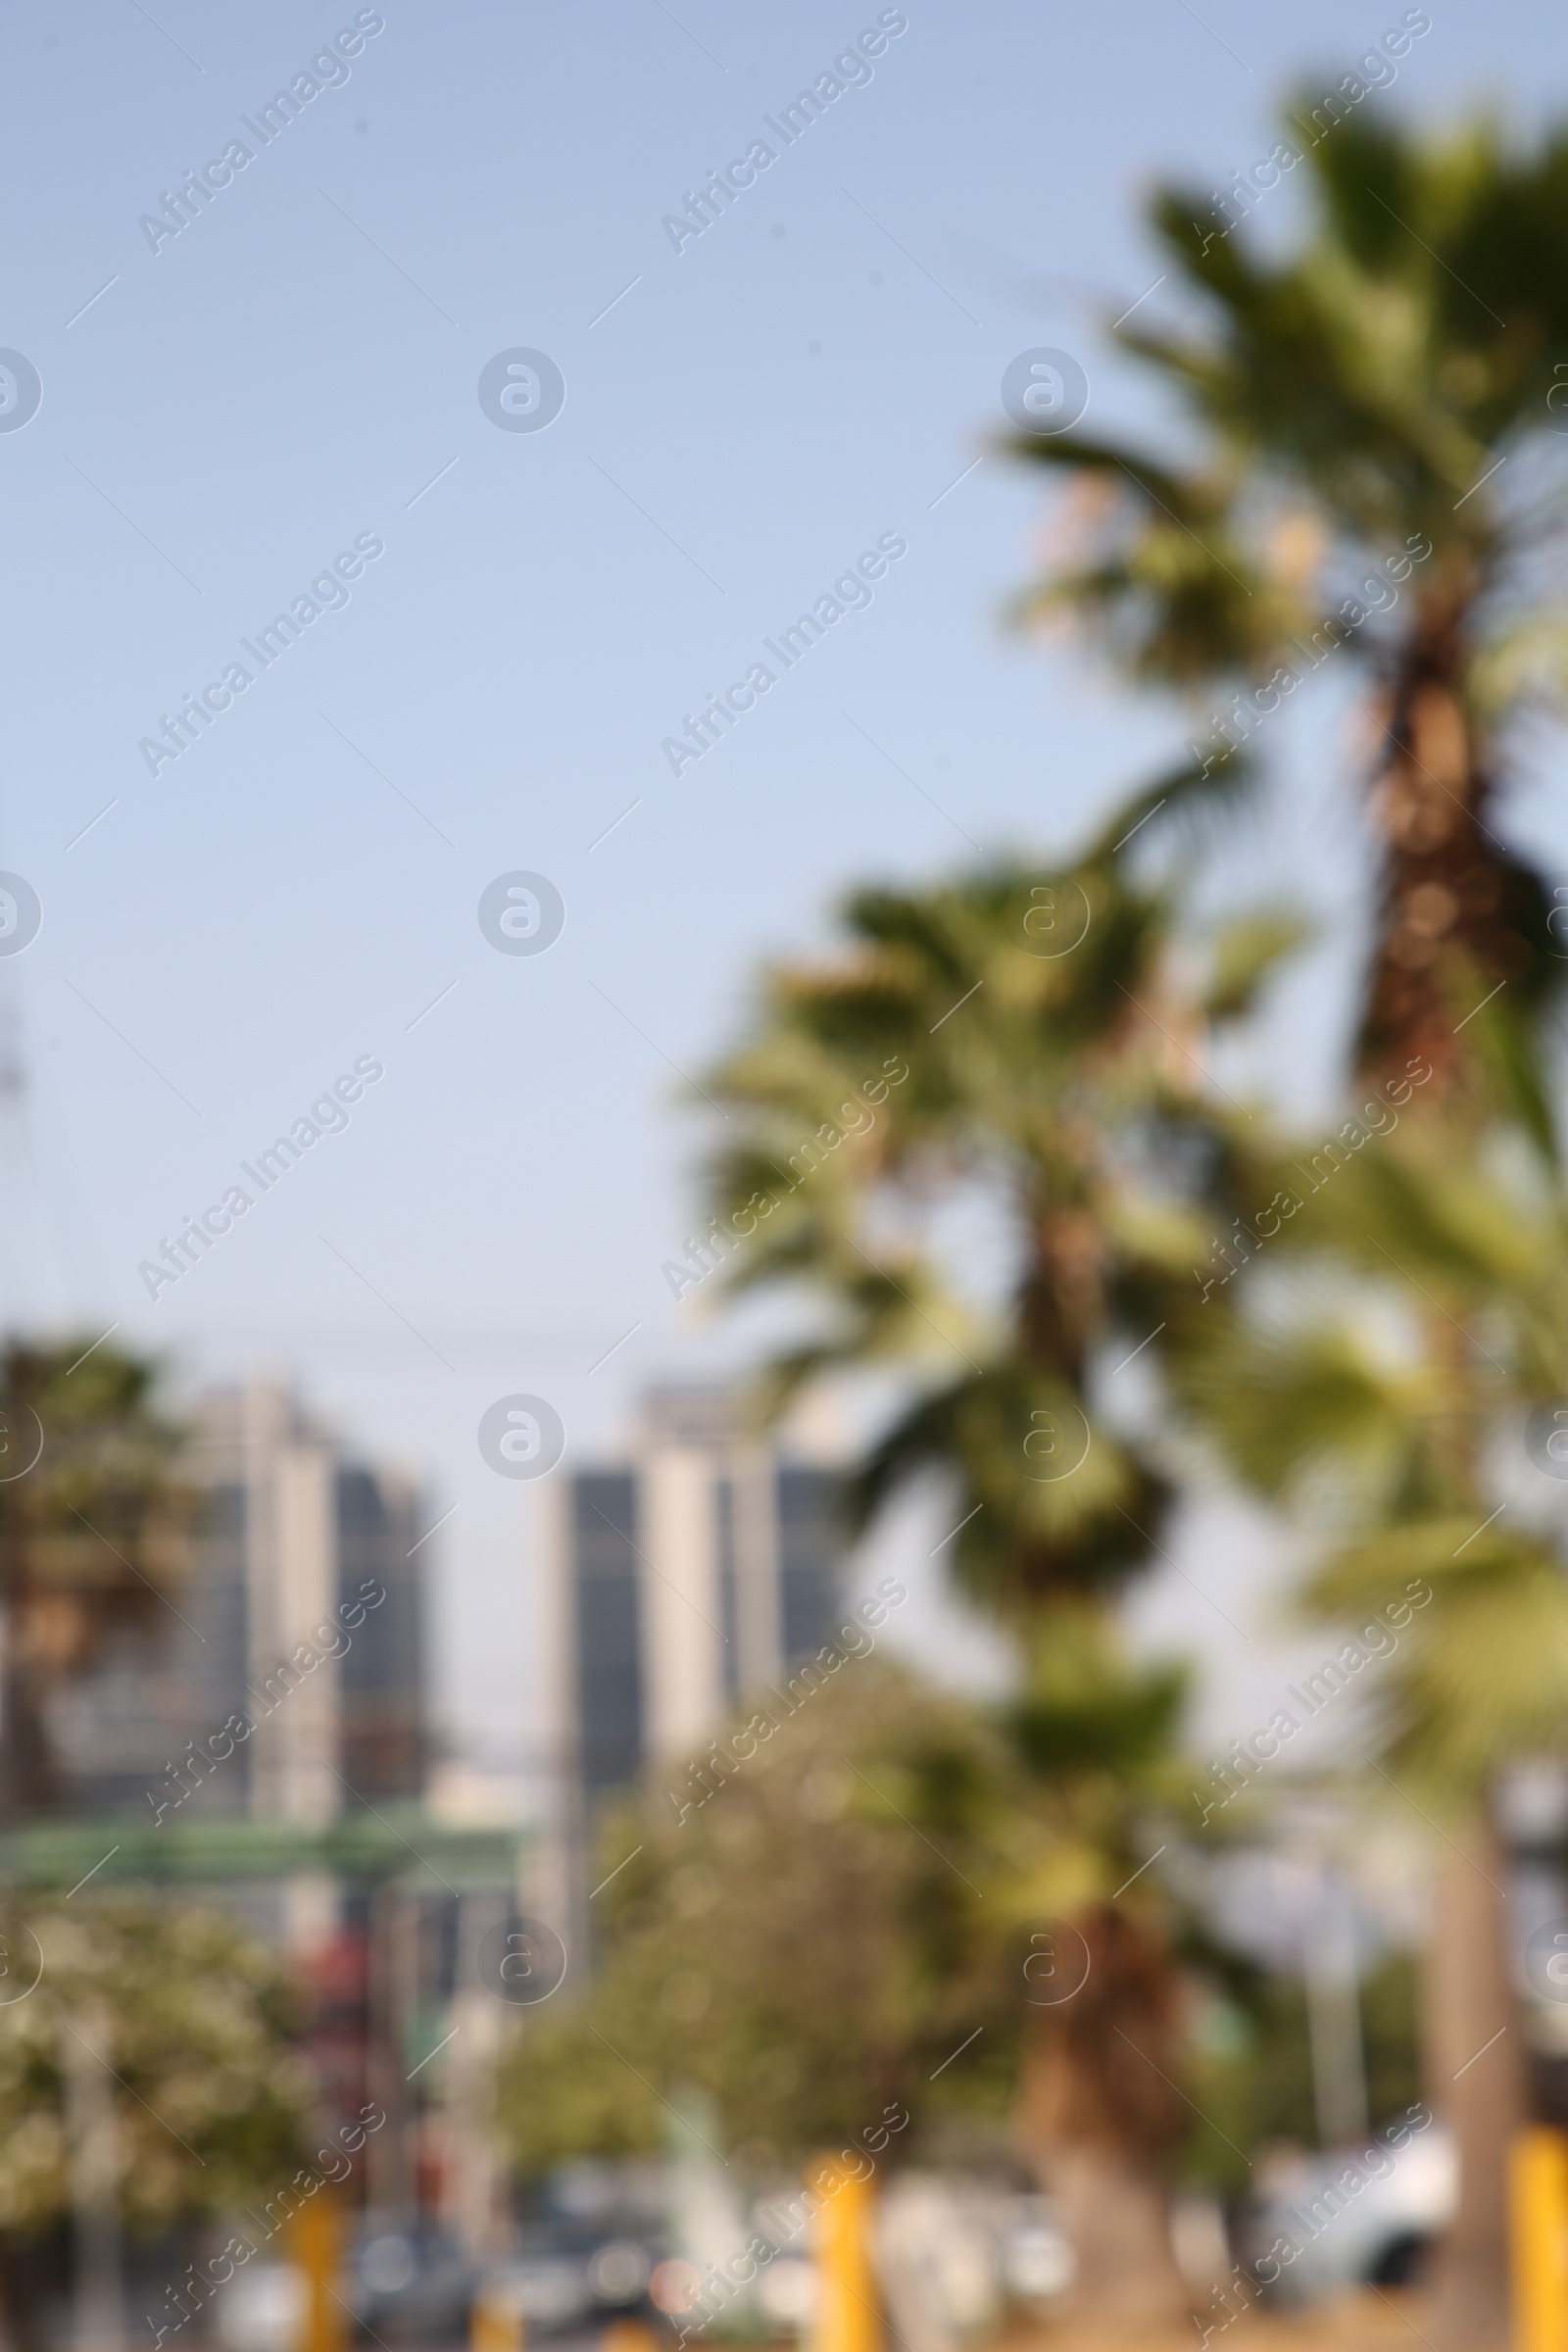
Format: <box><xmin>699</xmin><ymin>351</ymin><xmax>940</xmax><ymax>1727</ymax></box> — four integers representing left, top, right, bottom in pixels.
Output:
<box><xmin>641</xmin><ymin>1446</ymin><xmax>725</xmax><ymax>1766</ymax></box>
<box><xmin>527</xmin><ymin>1475</ymin><xmax>581</xmax><ymax>1933</ymax></box>
<box><xmin>731</xmin><ymin>1442</ymin><xmax>783</xmax><ymax>1697</ymax></box>
<box><xmin>234</xmin><ymin>1383</ymin><xmax>340</xmax><ymax>1827</ymax></box>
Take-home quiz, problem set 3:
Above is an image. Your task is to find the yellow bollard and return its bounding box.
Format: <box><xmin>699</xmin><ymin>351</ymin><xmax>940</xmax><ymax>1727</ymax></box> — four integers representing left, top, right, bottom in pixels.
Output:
<box><xmin>598</xmin><ymin>2326</ymin><xmax>657</xmax><ymax>2352</ymax></box>
<box><xmin>1511</xmin><ymin>2128</ymin><xmax>1568</xmax><ymax>2352</ymax></box>
<box><xmin>469</xmin><ymin>2278</ymin><xmax>525</xmax><ymax>2352</ymax></box>
<box><xmin>809</xmin><ymin>2156</ymin><xmax>880</xmax><ymax>2352</ymax></box>
<box><xmin>287</xmin><ymin>2194</ymin><xmax>345</xmax><ymax>2352</ymax></box>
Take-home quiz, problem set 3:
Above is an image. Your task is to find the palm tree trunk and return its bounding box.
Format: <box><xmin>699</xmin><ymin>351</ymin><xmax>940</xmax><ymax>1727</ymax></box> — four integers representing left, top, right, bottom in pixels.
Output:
<box><xmin>1046</xmin><ymin>2144</ymin><xmax>1191</xmax><ymax>2323</ymax></box>
<box><xmin>1360</xmin><ymin>631</ymin><xmax>1545</xmax><ymax>1090</ymax></box>
<box><xmin>1015</xmin><ymin>1906</ymin><xmax>1191</xmax><ymax>2323</ymax></box>
<box><xmin>1422</xmin><ymin>1810</ymin><xmax>1524</xmax><ymax>2352</ymax></box>
<box><xmin>1359</xmin><ymin>626</ymin><xmax>1540</xmax><ymax>2349</ymax></box>
<box><xmin>0</xmin><ymin>1653</ymin><xmax>58</xmax><ymax>1817</ymax></box>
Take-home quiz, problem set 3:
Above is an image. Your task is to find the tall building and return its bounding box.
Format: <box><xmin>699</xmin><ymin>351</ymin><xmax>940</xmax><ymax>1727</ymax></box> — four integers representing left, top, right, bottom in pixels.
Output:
<box><xmin>48</xmin><ymin>1379</ymin><xmax>426</xmax><ymax>1828</ymax></box>
<box><xmin>534</xmin><ymin>1386</ymin><xmax>848</xmax><ymax>1934</ymax></box>
<box><xmin>30</xmin><ymin>1378</ymin><xmax>532</xmax><ymax>2233</ymax></box>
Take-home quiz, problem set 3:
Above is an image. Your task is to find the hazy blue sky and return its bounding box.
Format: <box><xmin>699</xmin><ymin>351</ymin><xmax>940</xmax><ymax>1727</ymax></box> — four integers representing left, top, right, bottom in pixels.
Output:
<box><xmin>3</xmin><ymin>0</ymin><xmax>1563</xmax><ymax>1788</ymax></box>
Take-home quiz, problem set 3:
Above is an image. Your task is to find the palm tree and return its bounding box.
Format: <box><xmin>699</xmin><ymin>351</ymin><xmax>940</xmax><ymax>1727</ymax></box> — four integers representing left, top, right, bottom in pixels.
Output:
<box><xmin>0</xmin><ymin>1340</ymin><xmax>192</xmax><ymax>1816</ymax></box>
<box><xmin>701</xmin><ymin>818</ymin><xmax>1288</xmax><ymax>1612</ymax></box>
<box><xmin>1007</xmin><ymin>107</ymin><xmax>1568</xmax><ymax>1096</ymax></box>
<box><xmin>1004</xmin><ymin>108</ymin><xmax>1568</xmax><ymax>2341</ymax></box>
<box><xmin>1175</xmin><ymin>1096</ymin><xmax>1568</xmax><ymax>2345</ymax></box>
<box><xmin>696</xmin><ymin>824</ymin><xmax>1288</xmax><ymax>2316</ymax></box>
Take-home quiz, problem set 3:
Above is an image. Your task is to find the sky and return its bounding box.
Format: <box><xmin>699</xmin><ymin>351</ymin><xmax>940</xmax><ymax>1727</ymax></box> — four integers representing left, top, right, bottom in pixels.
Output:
<box><xmin>3</xmin><ymin>0</ymin><xmax>1565</xmax><ymax>1809</ymax></box>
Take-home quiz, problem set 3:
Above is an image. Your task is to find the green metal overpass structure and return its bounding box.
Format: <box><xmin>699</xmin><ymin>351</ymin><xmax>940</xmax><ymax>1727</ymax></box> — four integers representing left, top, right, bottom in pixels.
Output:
<box><xmin>0</xmin><ymin>1808</ymin><xmax>534</xmax><ymax>2219</ymax></box>
<box><xmin>0</xmin><ymin>1806</ymin><xmax>525</xmax><ymax>1892</ymax></box>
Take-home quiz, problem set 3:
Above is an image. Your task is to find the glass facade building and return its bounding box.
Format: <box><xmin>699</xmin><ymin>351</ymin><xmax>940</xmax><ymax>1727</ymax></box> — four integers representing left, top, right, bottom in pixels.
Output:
<box><xmin>536</xmin><ymin>1388</ymin><xmax>847</xmax><ymax>1939</ymax></box>
<box><xmin>48</xmin><ymin>1382</ymin><xmax>426</xmax><ymax>1824</ymax></box>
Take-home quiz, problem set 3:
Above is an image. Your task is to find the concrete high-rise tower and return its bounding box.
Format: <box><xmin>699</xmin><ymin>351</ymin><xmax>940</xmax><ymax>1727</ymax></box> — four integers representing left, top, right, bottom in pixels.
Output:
<box><xmin>50</xmin><ymin>1379</ymin><xmax>426</xmax><ymax>1832</ymax></box>
<box><xmin>533</xmin><ymin>1385</ymin><xmax>847</xmax><ymax>1937</ymax></box>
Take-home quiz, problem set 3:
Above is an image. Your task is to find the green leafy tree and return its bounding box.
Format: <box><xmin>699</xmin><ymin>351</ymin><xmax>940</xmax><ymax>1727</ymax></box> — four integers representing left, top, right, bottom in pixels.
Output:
<box><xmin>500</xmin><ymin>1660</ymin><xmax>1012</xmax><ymax>2182</ymax></box>
<box><xmin>0</xmin><ymin>1894</ymin><xmax>313</xmax><ymax>2342</ymax></box>
<box><xmin>1178</xmin><ymin>1951</ymin><xmax>1422</xmax><ymax>2196</ymax></box>
<box><xmin>0</xmin><ymin>1897</ymin><xmax>311</xmax><ymax>2231</ymax></box>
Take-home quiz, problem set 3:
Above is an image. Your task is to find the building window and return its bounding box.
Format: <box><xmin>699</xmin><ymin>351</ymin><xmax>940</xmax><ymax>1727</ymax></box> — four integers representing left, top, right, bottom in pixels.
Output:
<box><xmin>572</xmin><ymin>1473</ymin><xmax>643</xmax><ymax>1798</ymax></box>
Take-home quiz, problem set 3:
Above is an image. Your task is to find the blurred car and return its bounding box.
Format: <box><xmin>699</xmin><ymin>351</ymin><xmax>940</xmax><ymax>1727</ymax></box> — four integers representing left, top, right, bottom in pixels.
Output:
<box><xmin>874</xmin><ymin>2176</ymin><xmax>1074</xmax><ymax>2352</ymax></box>
<box><xmin>755</xmin><ymin>2251</ymin><xmax>816</xmax><ymax>2334</ymax></box>
<box><xmin>1240</xmin><ymin>2123</ymin><xmax>1457</xmax><ymax>2302</ymax></box>
<box><xmin>476</xmin><ymin>2224</ymin><xmax>661</xmax><ymax>2336</ymax></box>
<box><xmin>347</xmin><ymin>2219</ymin><xmax>481</xmax><ymax>2339</ymax></box>
<box><xmin>998</xmin><ymin>2195</ymin><xmax>1075</xmax><ymax>2303</ymax></box>
<box><xmin>215</xmin><ymin>2262</ymin><xmax>308</xmax><ymax>2352</ymax></box>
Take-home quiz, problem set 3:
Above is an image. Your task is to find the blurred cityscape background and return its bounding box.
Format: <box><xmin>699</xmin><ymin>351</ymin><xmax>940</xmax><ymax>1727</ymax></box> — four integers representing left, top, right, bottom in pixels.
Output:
<box><xmin>5</xmin><ymin>6</ymin><xmax>1568</xmax><ymax>2352</ymax></box>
